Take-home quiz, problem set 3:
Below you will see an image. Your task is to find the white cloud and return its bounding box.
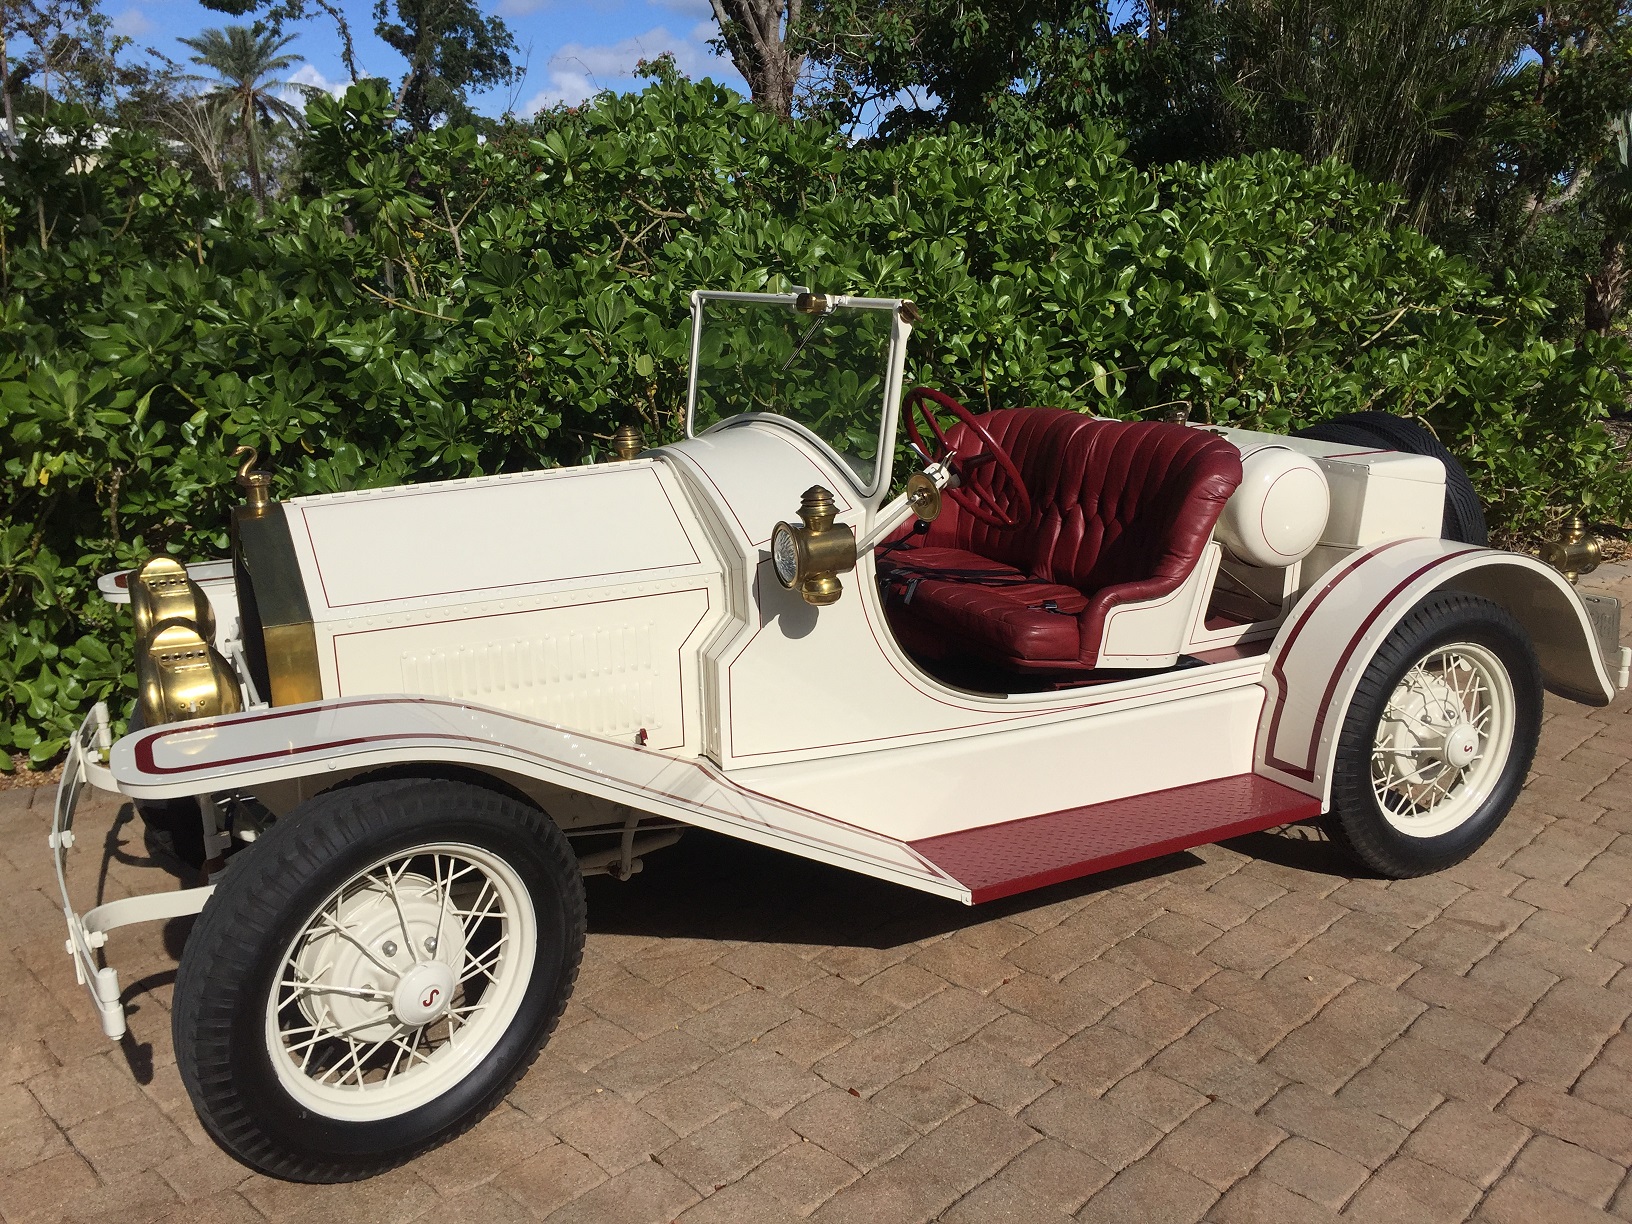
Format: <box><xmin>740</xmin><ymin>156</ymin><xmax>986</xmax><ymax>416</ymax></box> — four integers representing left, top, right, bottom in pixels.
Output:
<box><xmin>653</xmin><ymin>0</ymin><xmax>714</xmax><ymax>17</ymax></box>
<box><xmin>523</xmin><ymin>25</ymin><xmax>733</xmax><ymax>111</ymax></box>
<box><xmin>286</xmin><ymin>63</ymin><xmax>348</xmax><ymax>100</ymax></box>
<box><xmin>111</xmin><ymin>6</ymin><xmax>153</xmax><ymax>37</ymax></box>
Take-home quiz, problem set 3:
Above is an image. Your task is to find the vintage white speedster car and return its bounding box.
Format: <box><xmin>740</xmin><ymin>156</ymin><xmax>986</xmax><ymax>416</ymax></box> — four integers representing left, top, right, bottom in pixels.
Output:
<box><xmin>50</xmin><ymin>289</ymin><xmax>1629</xmax><ymax>1181</ymax></box>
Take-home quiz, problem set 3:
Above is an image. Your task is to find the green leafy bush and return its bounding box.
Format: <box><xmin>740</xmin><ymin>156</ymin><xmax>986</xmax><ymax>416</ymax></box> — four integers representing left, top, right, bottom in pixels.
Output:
<box><xmin>3</xmin><ymin>78</ymin><xmax>1628</xmax><ymax>765</ymax></box>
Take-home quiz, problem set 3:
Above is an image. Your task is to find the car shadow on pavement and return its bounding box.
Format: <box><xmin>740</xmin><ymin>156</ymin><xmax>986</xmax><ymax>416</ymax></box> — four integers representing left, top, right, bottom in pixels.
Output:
<box><xmin>1221</xmin><ymin>818</ymin><xmax>1373</xmax><ymax>877</ymax></box>
<box><xmin>586</xmin><ymin>830</ymin><xmax>1204</xmax><ymax>949</ymax></box>
<box><xmin>86</xmin><ymin>803</ymin><xmax>199</xmax><ymax>1083</ymax></box>
<box><xmin>584</xmin><ymin>818</ymin><xmax>1366</xmax><ymax>951</ymax></box>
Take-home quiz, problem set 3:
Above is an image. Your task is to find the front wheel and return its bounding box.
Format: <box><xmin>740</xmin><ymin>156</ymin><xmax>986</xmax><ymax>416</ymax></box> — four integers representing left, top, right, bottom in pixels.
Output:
<box><xmin>172</xmin><ymin>776</ymin><xmax>585</xmax><ymax>1182</ymax></box>
<box><xmin>1327</xmin><ymin>592</ymin><xmax>1541</xmax><ymax>878</ymax></box>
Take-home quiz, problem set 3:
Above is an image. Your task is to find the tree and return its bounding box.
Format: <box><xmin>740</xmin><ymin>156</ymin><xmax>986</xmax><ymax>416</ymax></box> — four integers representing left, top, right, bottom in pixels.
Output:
<box><xmin>200</xmin><ymin>0</ymin><xmax>363</xmax><ymax>84</ymax></box>
<box><xmin>373</xmin><ymin>0</ymin><xmax>521</xmax><ymax>132</ymax></box>
<box><xmin>708</xmin><ymin>0</ymin><xmax>805</xmax><ymax>119</ymax></box>
<box><xmin>1204</xmin><ymin>0</ymin><xmax>1532</xmax><ymax>227</ymax></box>
<box><xmin>780</xmin><ymin>0</ymin><xmax>1632</xmax><ymax>335</ymax></box>
<box><xmin>179</xmin><ymin>25</ymin><xmax>302</xmax><ymax>206</ymax></box>
<box><xmin>2</xmin><ymin>0</ymin><xmax>136</xmax><ymax>128</ymax></box>
<box><xmin>155</xmin><ymin>93</ymin><xmax>235</xmax><ymax>191</ymax></box>
<box><xmin>796</xmin><ymin>0</ymin><xmax>1130</xmax><ymax>132</ymax></box>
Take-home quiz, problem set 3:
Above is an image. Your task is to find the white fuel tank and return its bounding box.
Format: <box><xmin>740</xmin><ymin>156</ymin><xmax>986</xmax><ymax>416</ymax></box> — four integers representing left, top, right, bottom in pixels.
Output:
<box><xmin>1216</xmin><ymin>446</ymin><xmax>1331</xmax><ymax>568</ymax></box>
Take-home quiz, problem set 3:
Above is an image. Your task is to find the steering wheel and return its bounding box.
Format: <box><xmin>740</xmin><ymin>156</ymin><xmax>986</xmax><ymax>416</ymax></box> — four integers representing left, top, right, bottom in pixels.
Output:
<box><xmin>904</xmin><ymin>387</ymin><xmax>1032</xmax><ymax>529</ymax></box>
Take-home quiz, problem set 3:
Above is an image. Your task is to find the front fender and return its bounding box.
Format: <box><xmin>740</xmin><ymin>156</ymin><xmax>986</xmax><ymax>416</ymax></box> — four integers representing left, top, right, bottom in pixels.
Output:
<box><xmin>109</xmin><ymin>695</ymin><xmax>966</xmax><ymax>900</ymax></box>
<box><xmin>1257</xmin><ymin>538</ymin><xmax>1614</xmax><ymax>801</ymax></box>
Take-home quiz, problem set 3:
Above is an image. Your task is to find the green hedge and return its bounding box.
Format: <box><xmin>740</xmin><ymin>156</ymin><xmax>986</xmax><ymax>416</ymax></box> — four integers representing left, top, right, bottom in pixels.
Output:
<box><xmin>3</xmin><ymin>79</ymin><xmax>1628</xmax><ymax>765</ymax></box>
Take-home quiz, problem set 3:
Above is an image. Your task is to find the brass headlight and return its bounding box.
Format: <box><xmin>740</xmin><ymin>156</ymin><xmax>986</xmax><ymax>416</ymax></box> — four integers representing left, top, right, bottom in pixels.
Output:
<box><xmin>772</xmin><ymin>485</ymin><xmax>857</xmax><ymax>606</ymax></box>
<box><xmin>137</xmin><ymin>619</ymin><xmax>242</xmax><ymax>726</ymax></box>
<box><xmin>130</xmin><ymin>555</ymin><xmax>215</xmax><ymax>644</ymax></box>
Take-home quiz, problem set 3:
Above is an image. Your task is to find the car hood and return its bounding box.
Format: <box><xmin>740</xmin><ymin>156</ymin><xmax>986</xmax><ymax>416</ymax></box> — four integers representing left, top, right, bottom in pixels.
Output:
<box><xmin>279</xmin><ymin>459</ymin><xmax>719</xmax><ymax>622</ymax></box>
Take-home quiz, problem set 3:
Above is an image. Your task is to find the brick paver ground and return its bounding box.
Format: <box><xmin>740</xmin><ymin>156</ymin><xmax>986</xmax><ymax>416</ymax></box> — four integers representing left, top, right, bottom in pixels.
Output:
<box><xmin>5</xmin><ymin>567</ymin><xmax>1632</xmax><ymax>1223</ymax></box>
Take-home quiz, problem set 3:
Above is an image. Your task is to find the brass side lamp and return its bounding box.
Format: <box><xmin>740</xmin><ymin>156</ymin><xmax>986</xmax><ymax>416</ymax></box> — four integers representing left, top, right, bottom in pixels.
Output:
<box><xmin>130</xmin><ymin>555</ymin><xmax>215</xmax><ymax>644</ymax></box>
<box><xmin>136</xmin><ymin>620</ymin><xmax>242</xmax><ymax>726</ymax></box>
<box><xmin>1540</xmin><ymin>515</ymin><xmax>1602</xmax><ymax>584</ymax></box>
<box><xmin>771</xmin><ymin>486</ymin><xmax>858</xmax><ymax>606</ymax></box>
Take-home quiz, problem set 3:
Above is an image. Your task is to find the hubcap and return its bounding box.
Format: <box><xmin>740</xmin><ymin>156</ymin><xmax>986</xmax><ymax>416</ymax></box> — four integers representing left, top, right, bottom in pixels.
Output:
<box><xmin>393</xmin><ymin>961</ymin><xmax>456</xmax><ymax>1027</ymax></box>
<box><xmin>1371</xmin><ymin>642</ymin><xmax>1515</xmax><ymax>838</ymax></box>
<box><xmin>1441</xmin><ymin>722</ymin><xmax>1481</xmax><ymax>767</ymax></box>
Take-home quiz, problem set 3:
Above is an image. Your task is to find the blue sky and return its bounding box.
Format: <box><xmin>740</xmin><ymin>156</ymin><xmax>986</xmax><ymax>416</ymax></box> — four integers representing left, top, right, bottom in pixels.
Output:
<box><xmin>108</xmin><ymin>0</ymin><xmax>750</xmax><ymax>115</ymax></box>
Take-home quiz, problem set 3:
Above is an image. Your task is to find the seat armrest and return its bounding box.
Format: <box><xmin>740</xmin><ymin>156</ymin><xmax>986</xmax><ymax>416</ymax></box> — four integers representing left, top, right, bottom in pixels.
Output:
<box><xmin>1084</xmin><ymin>544</ymin><xmax>1222</xmax><ymax>668</ymax></box>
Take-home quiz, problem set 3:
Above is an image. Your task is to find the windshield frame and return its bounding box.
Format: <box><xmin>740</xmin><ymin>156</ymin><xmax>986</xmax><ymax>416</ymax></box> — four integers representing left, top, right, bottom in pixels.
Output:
<box><xmin>684</xmin><ymin>289</ymin><xmax>913</xmax><ymax>502</ymax></box>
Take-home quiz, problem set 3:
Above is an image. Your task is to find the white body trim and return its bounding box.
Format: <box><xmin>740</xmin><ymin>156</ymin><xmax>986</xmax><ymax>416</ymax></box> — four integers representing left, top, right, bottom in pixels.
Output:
<box><xmin>1096</xmin><ymin>543</ymin><xmax>1222</xmax><ymax>668</ymax></box>
<box><xmin>109</xmin><ymin>696</ymin><xmax>971</xmax><ymax>902</ymax></box>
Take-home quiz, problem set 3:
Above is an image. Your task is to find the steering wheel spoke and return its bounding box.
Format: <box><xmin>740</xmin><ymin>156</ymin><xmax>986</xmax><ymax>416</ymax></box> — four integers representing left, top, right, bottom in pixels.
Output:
<box><xmin>904</xmin><ymin>388</ymin><xmax>1031</xmax><ymax>529</ymax></box>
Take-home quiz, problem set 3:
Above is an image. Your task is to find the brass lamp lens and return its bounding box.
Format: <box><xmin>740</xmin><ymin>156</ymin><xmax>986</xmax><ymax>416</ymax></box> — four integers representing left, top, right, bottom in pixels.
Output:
<box><xmin>772</xmin><ymin>523</ymin><xmax>803</xmax><ymax>588</ymax></box>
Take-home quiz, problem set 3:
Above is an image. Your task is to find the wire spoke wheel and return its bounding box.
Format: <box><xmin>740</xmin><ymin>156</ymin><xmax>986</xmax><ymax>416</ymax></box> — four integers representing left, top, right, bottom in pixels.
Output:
<box><xmin>173</xmin><ymin>777</ymin><xmax>585</xmax><ymax>1182</ymax></box>
<box><xmin>1327</xmin><ymin>592</ymin><xmax>1541</xmax><ymax>879</ymax></box>
<box><xmin>1369</xmin><ymin>642</ymin><xmax>1516</xmax><ymax>839</ymax></box>
<box><xmin>266</xmin><ymin>843</ymin><xmax>536</xmax><ymax>1121</ymax></box>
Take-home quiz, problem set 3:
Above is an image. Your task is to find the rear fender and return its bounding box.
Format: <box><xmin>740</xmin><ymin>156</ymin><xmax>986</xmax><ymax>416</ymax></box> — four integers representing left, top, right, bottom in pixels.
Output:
<box><xmin>109</xmin><ymin>696</ymin><xmax>966</xmax><ymax>900</ymax></box>
<box><xmin>1257</xmin><ymin>538</ymin><xmax>1613</xmax><ymax>802</ymax></box>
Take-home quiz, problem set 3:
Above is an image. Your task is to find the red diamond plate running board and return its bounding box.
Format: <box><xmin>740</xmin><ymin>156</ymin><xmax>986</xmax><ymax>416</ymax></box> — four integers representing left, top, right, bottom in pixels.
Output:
<box><xmin>910</xmin><ymin>774</ymin><xmax>1322</xmax><ymax>904</ymax></box>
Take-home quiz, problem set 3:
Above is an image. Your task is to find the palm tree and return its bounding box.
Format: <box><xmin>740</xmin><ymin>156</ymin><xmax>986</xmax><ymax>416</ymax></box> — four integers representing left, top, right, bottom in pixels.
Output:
<box><xmin>180</xmin><ymin>25</ymin><xmax>303</xmax><ymax>207</ymax></box>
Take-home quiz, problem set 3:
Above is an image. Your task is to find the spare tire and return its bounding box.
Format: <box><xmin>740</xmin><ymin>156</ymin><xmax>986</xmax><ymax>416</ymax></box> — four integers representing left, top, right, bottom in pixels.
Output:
<box><xmin>1292</xmin><ymin>412</ymin><xmax>1487</xmax><ymax>545</ymax></box>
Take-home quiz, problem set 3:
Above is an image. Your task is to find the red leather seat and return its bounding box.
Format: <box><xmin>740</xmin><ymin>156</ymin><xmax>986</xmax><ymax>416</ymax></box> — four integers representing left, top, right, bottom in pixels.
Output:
<box><xmin>878</xmin><ymin>408</ymin><xmax>1243</xmax><ymax>672</ymax></box>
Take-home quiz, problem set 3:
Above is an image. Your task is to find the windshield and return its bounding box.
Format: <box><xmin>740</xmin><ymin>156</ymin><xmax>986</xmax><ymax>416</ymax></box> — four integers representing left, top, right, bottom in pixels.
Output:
<box><xmin>688</xmin><ymin>294</ymin><xmax>897</xmax><ymax>489</ymax></box>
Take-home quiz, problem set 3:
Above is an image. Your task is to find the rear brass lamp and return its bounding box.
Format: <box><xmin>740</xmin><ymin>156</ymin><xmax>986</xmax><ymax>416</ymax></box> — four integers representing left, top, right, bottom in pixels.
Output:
<box><xmin>131</xmin><ymin>556</ymin><xmax>240</xmax><ymax>726</ymax></box>
<box><xmin>771</xmin><ymin>485</ymin><xmax>857</xmax><ymax>606</ymax></box>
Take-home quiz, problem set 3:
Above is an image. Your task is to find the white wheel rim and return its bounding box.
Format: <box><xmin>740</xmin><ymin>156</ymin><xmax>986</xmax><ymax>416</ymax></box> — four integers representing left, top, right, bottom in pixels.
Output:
<box><xmin>1370</xmin><ymin>641</ymin><xmax>1515</xmax><ymax>839</ymax></box>
<box><xmin>265</xmin><ymin>842</ymin><xmax>536</xmax><ymax>1121</ymax></box>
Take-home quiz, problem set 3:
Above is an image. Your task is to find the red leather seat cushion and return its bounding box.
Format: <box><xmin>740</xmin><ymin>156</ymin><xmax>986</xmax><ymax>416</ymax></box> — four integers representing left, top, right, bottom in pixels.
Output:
<box><xmin>879</xmin><ymin>547</ymin><xmax>1086</xmax><ymax>665</ymax></box>
<box><xmin>879</xmin><ymin>408</ymin><xmax>1242</xmax><ymax>670</ymax></box>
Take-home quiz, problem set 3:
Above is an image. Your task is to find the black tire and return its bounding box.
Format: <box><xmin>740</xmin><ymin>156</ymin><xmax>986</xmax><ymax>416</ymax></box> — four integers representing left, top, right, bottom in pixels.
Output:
<box><xmin>172</xmin><ymin>776</ymin><xmax>585</xmax><ymax>1182</ymax></box>
<box><xmin>1326</xmin><ymin>592</ymin><xmax>1541</xmax><ymax>878</ymax></box>
<box><xmin>1292</xmin><ymin>411</ymin><xmax>1487</xmax><ymax>545</ymax></box>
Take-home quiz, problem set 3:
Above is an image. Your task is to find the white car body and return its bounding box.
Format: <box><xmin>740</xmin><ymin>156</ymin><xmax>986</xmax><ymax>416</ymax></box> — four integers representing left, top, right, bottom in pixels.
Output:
<box><xmin>54</xmin><ymin>289</ymin><xmax>1625</xmax><ymax>1042</ymax></box>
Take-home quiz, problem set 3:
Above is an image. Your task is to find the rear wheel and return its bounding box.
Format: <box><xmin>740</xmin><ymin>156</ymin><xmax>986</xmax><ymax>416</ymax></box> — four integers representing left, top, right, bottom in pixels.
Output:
<box><xmin>172</xmin><ymin>776</ymin><xmax>585</xmax><ymax>1182</ymax></box>
<box><xmin>1327</xmin><ymin>592</ymin><xmax>1541</xmax><ymax>877</ymax></box>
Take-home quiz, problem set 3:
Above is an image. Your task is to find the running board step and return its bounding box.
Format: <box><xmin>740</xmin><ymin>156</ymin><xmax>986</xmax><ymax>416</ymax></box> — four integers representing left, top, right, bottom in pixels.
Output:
<box><xmin>909</xmin><ymin>774</ymin><xmax>1322</xmax><ymax>904</ymax></box>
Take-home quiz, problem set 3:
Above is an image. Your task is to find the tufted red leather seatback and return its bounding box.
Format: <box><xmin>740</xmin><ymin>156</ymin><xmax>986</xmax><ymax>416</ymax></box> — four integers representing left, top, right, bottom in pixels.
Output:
<box><xmin>924</xmin><ymin>408</ymin><xmax>1244</xmax><ymax>598</ymax></box>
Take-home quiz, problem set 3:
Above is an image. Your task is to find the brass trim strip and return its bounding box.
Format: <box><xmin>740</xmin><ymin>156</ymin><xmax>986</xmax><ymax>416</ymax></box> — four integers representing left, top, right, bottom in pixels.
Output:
<box><xmin>263</xmin><ymin>622</ymin><xmax>323</xmax><ymax>706</ymax></box>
